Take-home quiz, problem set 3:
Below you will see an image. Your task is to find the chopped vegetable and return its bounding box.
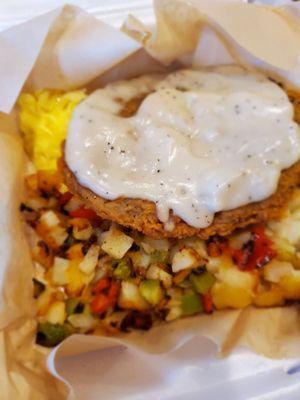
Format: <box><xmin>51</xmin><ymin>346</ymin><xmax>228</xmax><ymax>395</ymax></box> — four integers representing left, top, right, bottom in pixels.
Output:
<box><xmin>90</xmin><ymin>281</ymin><xmax>120</xmax><ymax>314</ymax></box>
<box><xmin>58</xmin><ymin>191</ymin><xmax>73</xmax><ymax>206</ymax></box>
<box><xmin>101</xmin><ymin>228</ymin><xmax>134</xmax><ymax>259</ymax></box>
<box><xmin>120</xmin><ymin>311</ymin><xmax>152</xmax><ymax>332</ymax></box>
<box><xmin>129</xmin><ymin>250</ymin><xmax>151</xmax><ymax>269</ymax></box>
<box><xmin>39</xmin><ymin>210</ymin><xmax>60</xmax><ymax>228</ymax></box>
<box><xmin>146</xmin><ymin>264</ymin><xmax>172</xmax><ymax>288</ymax></box>
<box><xmin>181</xmin><ymin>291</ymin><xmax>203</xmax><ymax>316</ymax></box>
<box><xmin>202</xmin><ymin>293</ymin><xmax>213</xmax><ymax>314</ymax></box>
<box><xmin>118</xmin><ymin>281</ymin><xmax>149</xmax><ymax>311</ymax></box>
<box><xmin>36</xmin><ymin>322</ymin><xmax>73</xmax><ymax>347</ymax></box>
<box><xmin>79</xmin><ymin>244</ymin><xmax>100</xmax><ymax>274</ymax></box>
<box><xmin>139</xmin><ymin>279</ymin><xmax>164</xmax><ymax>306</ymax></box>
<box><xmin>51</xmin><ymin>257</ymin><xmax>69</xmax><ymax>285</ymax></box>
<box><xmin>71</xmin><ymin>218</ymin><xmax>93</xmax><ymax>241</ymax></box>
<box><xmin>231</xmin><ymin>226</ymin><xmax>276</xmax><ymax>271</ymax></box>
<box><xmin>65</xmin><ymin>298</ymin><xmax>84</xmax><ymax>316</ymax></box>
<box><xmin>70</xmin><ymin>207</ymin><xmax>101</xmax><ymax>225</ymax></box>
<box><xmin>212</xmin><ymin>267</ymin><xmax>257</xmax><ymax>309</ymax></box>
<box><xmin>92</xmin><ymin>277</ymin><xmax>111</xmax><ymax>293</ymax></box>
<box><xmin>150</xmin><ymin>250</ymin><xmax>169</xmax><ymax>263</ymax></box>
<box><xmin>172</xmin><ymin>248</ymin><xmax>202</xmax><ymax>273</ymax></box>
<box><xmin>45</xmin><ymin>301</ymin><xmax>67</xmax><ymax>325</ymax></box>
<box><xmin>113</xmin><ymin>260</ymin><xmax>131</xmax><ymax>280</ymax></box>
<box><xmin>190</xmin><ymin>271</ymin><xmax>215</xmax><ymax>294</ymax></box>
<box><xmin>141</xmin><ymin>238</ymin><xmax>170</xmax><ymax>254</ymax></box>
<box><xmin>68</xmin><ymin>313</ymin><xmax>97</xmax><ymax>331</ymax></box>
<box><xmin>263</xmin><ymin>260</ymin><xmax>294</xmax><ymax>283</ymax></box>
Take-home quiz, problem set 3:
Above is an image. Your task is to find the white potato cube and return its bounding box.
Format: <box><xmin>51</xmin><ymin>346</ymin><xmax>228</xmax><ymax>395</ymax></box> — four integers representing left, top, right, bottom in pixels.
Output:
<box><xmin>40</xmin><ymin>210</ymin><xmax>60</xmax><ymax>228</ymax></box>
<box><xmin>118</xmin><ymin>281</ymin><xmax>149</xmax><ymax>311</ymax></box>
<box><xmin>101</xmin><ymin>228</ymin><xmax>133</xmax><ymax>259</ymax></box>
<box><xmin>45</xmin><ymin>301</ymin><xmax>66</xmax><ymax>324</ymax></box>
<box><xmin>172</xmin><ymin>248</ymin><xmax>200</xmax><ymax>273</ymax></box>
<box><xmin>52</xmin><ymin>257</ymin><xmax>69</xmax><ymax>285</ymax></box>
<box><xmin>146</xmin><ymin>264</ymin><xmax>172</xmax><ymax>288</ymax></box>
<box><xmin>79</xmin><ymin>244</ymin><xmax>100</xmax><ymax>274</ymax></box>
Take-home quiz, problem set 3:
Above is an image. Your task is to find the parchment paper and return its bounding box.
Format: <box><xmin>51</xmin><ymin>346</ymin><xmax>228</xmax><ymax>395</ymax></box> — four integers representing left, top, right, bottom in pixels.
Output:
<box><xmin>1</xmin><ymin>1</ymin><xmax>300</xmax><ymax>399</ymax></box>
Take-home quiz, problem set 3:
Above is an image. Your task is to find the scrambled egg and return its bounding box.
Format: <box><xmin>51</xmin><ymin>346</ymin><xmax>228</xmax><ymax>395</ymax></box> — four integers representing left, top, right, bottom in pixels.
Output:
<box><xmin>18</xmin><ymin>90</ymin><xmax>86</xmax><ymax>170</ymax></box>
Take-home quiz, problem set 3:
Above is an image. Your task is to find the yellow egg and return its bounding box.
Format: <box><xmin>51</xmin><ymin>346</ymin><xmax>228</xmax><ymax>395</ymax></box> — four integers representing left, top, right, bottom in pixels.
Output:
<box><xmin>18</xmin><ymin>89</ymin><xmax>86</xmax><ymax>170</ymax></box>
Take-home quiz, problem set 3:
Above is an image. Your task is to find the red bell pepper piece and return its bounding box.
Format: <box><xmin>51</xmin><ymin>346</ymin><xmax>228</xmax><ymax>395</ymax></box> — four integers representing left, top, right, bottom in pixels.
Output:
<box><xmin>202</xmin><ymin>293</ymin><xmax>213</xmax><ymax>314</ymax></box>
<box><xmin>231</xmin><ymin>226</ymin><xmax>276</xmax><ymax>271</ymax></box>
<box><xmin>90</xmin><ymin>279</ymin><xmax>120</xmax><ymax>314</ymax></box>
<box><xmin>90</xmin><ymin>294</ymin><xmax>113</xmax><ymax>314</ymax></box>
<box><xmin>58</xmin><ymin>191</ymin><xmax>73</xmax><ymax>206</ymax></box>
<box><xmin>108</xmin><ymin>281</ymin><xmax>120</xmax><ymax>299</ymax></box>
<box><xmin>69</xmin><ymin>207</ymin><xmax>101</xmax><ymax>225</ymax></box>
<box><xmin>92</xmin><ymin>277</ymin><xmax>111</xmax><ymax>294</ymax></box>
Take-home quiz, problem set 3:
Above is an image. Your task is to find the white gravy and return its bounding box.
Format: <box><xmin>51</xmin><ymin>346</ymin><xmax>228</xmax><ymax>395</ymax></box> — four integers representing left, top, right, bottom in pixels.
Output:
<box><xmin>65</xmin><ymin>66</ymin><xmax>300</xmax><ymax>229</ymax></box>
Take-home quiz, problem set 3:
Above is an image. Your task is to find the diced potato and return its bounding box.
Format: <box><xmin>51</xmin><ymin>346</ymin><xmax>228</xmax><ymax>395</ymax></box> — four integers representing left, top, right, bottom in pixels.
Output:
<box><xmin>146</xmin><ymin>264</ymin><xmax>172</xmax><ymax>288</ymax></box>
<box><xmin>254</xmin><ymin>285</ymin><xmax>284</xmax><ymax>307</ymax></box>
<box><xmin>180</xmin><ymin>237</ymin><xmax>207</xmax><ymax>258</ymax></box>
<box><xmin>118</xmin><ymin>281</ymin><xmax>149</xmax><ymax>311</ymax></box>
<box><xmin>172</xmin><ymin>248</ymin><xmax>202</xmax><ymax>273</ymax></box>
<box><xmin>68</xmin><ymin>313</ymin><xmax>97</xmax><ymax>331</ymax></box>
<box><xmin>26</xmin><ymin>197</ymin><xmax>48</xmax><ymax>211</ymax></box>
<box><xmin>212</xmin><ymin>267</ymin><xmax>257</xmax><ymax>309</ymax></box>
<box><xmin>67</xmin><ymin>243</ymin><xmax>84</xmax><ymax>261</ymax></box>
<box><xmin>66</xmin><ymin>261</ymin><xmax>87</xmax><ymax>295</ymax></box>
<box><xmin>36</xmin><ymin>288</ymin><xmax>54</xmax><ymax>316</ymax></box>
<box><xmin>129</xmin><ymin>250</ymin><xmax>151</xmax><ymax>269</ymax></box>
<box><xmin>64</xmin><ymin>196</ymin><xmax>84</xmax><ymax>213</ymax></box>
<box><xmin>79</xmin><ymin>245</ymin><xmax>100</xmax><ymax>274</ymax></box>
<box><xmin>206</xmin><ymin>254</ymin><xmax>233</xmax><ymax>274</ymax></box>
<box><xmin>263</xmin><ymin>260</ymin><xmax>294</xmax><ymax>283</ymax></box>
<box><xmin>40</xmin><ymin>210</ymin><xmax>60</xmax><ymax>228</ymax></box>
<box><xmin>271</xmin><ymin>236</ymin><xmax>296</xmax><ymax>263</ymax></box>
<box><xmin>141</xmin><ymin>238</ymin><xmax>170</xmax><ymax>254</ymax></box>
<box><xmin>49</xmin><ymin>226</ymin><xmax>68</xmax><ymax>247</ymax></box>
<box><xmin>279</xmin><ymin>270</ymin><xmax>300</xmax><ymax>299</ymax></box>
<box><xmin>51</xmin><ymin>257</ymin><xmax>69</xmax><ymax>285</ymax></box>
<box><xmin>71</xmin><ymin>218</ymin><xmax>93</xmax><ymax>241</ymax></box>
<box><xmin>32</xmin><ymin>241</ymin><xmax>53</xmax><ymax>269</ymax></box>
<box><xmin>166</xmin><ymin>306</ymin><xmax>182</xmax><ymax>321</ymax></box>
<box><xmin>270</xmin><ymin>218</ymin><xmax>300</xmax><ymax>245</ymax></box>
<box><xmin>45</xmin><ymin>301</ymin><xmax>66</xmax><ymax>325</ymax></box>
<box><xmin>101</xmin><ymin>228</ymin><xmax>133</xmax><ymax>259</ymax></box>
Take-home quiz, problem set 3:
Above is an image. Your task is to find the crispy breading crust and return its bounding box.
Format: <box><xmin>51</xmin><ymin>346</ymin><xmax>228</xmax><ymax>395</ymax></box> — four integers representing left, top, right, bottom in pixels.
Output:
<box><xmin>60</xmin><ymin>88</ymin><xmax>300</xmax><ymax>239</ymax></box>
<box><xmin>60</xmin><ymin>156</ymin><xmax>300</xmax><ymax>239</ymax></box>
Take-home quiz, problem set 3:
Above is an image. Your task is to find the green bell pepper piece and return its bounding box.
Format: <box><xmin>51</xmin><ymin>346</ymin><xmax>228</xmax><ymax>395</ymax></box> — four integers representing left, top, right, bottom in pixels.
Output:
<box><xmin>113</xmin><ymin>260</ymin><xmax>131</xmax><ymax>279</ymax></box>
<box><xmin>139</xmin><ymin>279</ymin><xmax>164</xmax><ymax>306</ymax></box>
<box><xmin>65</xmin><ymin>298</ymin><xmax>84</xmax><ymax>316</ymax></box>
<box><xmin>181</xmin><ymin>291</ymin><xmax>203</xmax><ymax>316</ymax></box>
<box><xmin>150</xmin><ymin>250</ymin><xmax>169</xmax><ymax>263</ymax></box>
<box><xmin>190</xmin><ymin>271</ymin><xmax>215</xmax><ymax>294</ymax></box>
<box><xmin>36</xmin><ymin>323</ymin><xmax>73</xmax><ymax>347</ymax></box>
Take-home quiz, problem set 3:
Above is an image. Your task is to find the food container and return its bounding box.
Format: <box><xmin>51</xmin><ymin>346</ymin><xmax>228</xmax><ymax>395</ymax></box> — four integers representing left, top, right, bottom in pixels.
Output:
<box><xmin>1</xmin><ymin>1</ymin><xmax>300</xmax><ymax>399</ymax></box>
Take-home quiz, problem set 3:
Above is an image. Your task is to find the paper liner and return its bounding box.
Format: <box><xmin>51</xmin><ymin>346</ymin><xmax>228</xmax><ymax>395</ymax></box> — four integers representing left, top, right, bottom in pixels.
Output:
<box><xmin>1</xmin><ymin>1</ymin><xmax>300</xmax><ymax>398</ymax></box>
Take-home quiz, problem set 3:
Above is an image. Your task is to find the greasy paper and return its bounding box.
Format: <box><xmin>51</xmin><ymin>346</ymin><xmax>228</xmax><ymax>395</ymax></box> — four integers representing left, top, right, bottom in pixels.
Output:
<box><xmin>1</xmin><ymin>1</ymin><xmax>300</xmax><ymax>399</ymax></box>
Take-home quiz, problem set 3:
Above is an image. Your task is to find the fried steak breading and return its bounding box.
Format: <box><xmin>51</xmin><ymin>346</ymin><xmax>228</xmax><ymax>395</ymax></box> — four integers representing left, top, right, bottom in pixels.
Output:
<box><xmin>60</xmin><ymin>91</ymin><xmax>300</xmax><ymax>239</ymax></box>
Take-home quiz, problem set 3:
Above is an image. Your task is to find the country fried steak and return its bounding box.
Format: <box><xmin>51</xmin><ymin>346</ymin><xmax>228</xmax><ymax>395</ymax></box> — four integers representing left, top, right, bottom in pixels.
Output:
<box><xmin>60</xmin><ymin>91</ymin><xmax>300</xmax><ymax>239</ymax></box>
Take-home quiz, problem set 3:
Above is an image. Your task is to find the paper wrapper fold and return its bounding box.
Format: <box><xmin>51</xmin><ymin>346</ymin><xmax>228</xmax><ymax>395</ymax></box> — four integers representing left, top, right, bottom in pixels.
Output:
<box><xmin>1</xmin><ymin>1</ymin><xmax>300</xmax><ymax>398</ymax></box>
